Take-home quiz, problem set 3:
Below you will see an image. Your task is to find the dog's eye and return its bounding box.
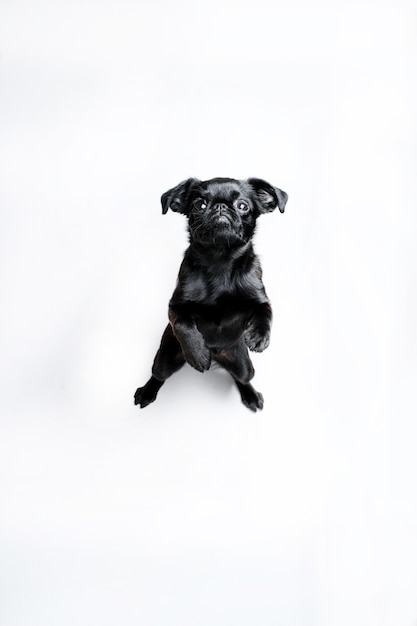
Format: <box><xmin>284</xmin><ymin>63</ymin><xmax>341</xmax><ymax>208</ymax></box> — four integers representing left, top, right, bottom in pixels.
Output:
<box><xmin>195</xmin><ymin>199</ymin><xmax>207</xmax><ymax>210</ymax></box>
<box><xmin>237</xmin><ymin>201</ymin><xmax>250</xmax><ymax>214</ymax></box>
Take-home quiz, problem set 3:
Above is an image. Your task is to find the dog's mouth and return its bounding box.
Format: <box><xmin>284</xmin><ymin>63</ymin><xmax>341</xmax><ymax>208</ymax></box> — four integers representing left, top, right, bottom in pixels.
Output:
<box><xmin>215</xmin><ymin>215</ymin><xmax>232</xmax><ymax>227</ymax></box>
<box><xmin>189</xmin><ymin>209</ymin><xmax>245</xmax><ymax>246</ymax></box>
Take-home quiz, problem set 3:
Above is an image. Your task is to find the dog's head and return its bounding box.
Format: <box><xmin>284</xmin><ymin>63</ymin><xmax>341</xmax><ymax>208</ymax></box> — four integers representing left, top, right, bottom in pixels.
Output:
<box><xmin>161</xmin><ymin>177</ymin><xmax>288</xmax><ymax>247</ymax></box>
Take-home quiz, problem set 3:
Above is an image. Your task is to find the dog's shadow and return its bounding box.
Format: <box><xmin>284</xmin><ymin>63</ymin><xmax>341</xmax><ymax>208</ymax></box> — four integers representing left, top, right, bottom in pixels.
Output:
<box><xmin>164</xmin><ymin>364</ymin><xmax>236</xmax><ymax>407</ymax></box>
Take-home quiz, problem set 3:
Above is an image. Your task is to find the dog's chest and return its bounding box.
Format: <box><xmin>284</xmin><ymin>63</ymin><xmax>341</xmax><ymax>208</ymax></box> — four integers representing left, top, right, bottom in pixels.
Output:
<box><xmin>182</xmin><ymin>269</ymin><xmax>243</xmax><ymax>304</ymax></box>
<box><xmin>194</xmin><ymin>292</ymin><xmax>252</xmax><ymax>348</ymax></box>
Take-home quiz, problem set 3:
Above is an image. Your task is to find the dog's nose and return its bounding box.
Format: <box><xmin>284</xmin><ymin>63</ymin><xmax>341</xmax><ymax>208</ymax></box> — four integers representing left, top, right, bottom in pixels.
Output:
<box><xmin>214</xmin><ymin>203</ymin><xmax>228</xmax><ymax>215</ymax></box>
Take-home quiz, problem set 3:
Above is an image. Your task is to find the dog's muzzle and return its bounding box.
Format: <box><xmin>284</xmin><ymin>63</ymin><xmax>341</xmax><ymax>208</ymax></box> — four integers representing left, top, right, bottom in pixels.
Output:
<box><xmin>213</xmin><ymin>203</ymin><xmax>232</xmax><ymax>227</ymax></box>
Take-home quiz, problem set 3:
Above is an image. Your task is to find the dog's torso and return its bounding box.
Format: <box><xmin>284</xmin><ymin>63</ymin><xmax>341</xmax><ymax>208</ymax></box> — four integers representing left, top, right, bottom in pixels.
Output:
<box><xmin>169</xmin><ymin>244</ymin><xmax>269</xmax><ymax>351</ymax></box>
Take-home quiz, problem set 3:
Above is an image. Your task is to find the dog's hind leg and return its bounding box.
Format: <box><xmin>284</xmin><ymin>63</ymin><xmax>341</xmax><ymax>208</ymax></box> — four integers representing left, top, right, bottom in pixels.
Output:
<box><xmin>213</xmin><ymin>341</ymin><xmax>264</xmax><ymax>412</ymax></box>
<box><xmin>134</xmin><ymin>324</ymin><xmax>185</xmax><ymax>408</ymax></box>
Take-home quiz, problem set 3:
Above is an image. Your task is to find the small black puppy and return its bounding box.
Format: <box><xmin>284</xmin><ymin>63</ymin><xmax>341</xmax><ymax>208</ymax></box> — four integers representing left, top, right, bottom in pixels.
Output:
<box><xmin>134</xmin><ymin>177</ymin><xmax>287</xmax><ymax>412</ymax></box>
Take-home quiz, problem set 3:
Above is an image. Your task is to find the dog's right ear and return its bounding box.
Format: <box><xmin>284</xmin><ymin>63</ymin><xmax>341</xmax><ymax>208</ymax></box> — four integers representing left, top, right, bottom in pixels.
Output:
<box><xmin>161</xmin><ymin>178</ymin><xmax>199</xmax><ymax>215</ymax></box>
<box><xmin>247</xmin><ymin>178</ymin><xmax>288</xmax><ymax>214</ymax></box>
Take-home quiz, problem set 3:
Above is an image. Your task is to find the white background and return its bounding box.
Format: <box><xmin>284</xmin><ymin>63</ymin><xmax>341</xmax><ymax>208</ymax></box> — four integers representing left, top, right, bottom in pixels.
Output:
<box><xmin>1</xmin><ymin>1</ymin><xmax>416</xmax><ymax>624</ymax></box>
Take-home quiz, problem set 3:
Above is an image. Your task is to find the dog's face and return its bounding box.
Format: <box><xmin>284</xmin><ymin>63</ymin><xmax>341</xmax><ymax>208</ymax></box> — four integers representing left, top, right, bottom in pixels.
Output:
<box><xmin>161</xmin><ymin>177</ymin><xmax>288</xmax><ymax>247</ymax></box>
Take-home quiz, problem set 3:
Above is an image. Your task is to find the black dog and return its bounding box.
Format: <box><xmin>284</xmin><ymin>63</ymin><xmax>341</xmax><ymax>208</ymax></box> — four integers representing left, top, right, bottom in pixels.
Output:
<box><xmin>134</xmin><ymin>177</ymin><xmax>287</xmax><ymax>412</ymax></box>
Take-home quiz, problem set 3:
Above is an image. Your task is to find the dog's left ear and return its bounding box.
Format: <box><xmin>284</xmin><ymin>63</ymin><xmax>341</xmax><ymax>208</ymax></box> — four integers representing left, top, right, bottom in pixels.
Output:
<box><xmin>247</xmin><ymin>178</ymin><xmax>288</xmax><ymax>214</ymax></box>
<box><xmin>161</xmin><ymin>178</ymin><xmax>199</xmax><ymax>215</ymax></box>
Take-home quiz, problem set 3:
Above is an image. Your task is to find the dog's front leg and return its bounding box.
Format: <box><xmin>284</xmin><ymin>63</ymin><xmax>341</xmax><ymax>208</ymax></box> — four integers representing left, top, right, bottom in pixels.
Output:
<box><xmin>169</xmin><ymin>306</ymin><xmax>211</xmax><ymax>372</ymax></box>
<box><xmin>244</xmin><ymin>302</ymin><xmax>273</xmax><ymax>353</ymax></box>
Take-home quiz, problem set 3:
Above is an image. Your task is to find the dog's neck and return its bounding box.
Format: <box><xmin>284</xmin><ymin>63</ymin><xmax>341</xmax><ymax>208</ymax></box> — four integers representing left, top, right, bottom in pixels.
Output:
<box><xmin>186</xmin><ymin>240</ymin><xmax>254</xmax><ymax>269</ymax></box>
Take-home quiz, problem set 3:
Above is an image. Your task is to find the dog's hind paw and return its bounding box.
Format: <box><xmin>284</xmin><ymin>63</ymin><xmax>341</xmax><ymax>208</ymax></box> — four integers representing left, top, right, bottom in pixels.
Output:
<box><xmin>134</xmin><ymin>376</ymin><xmax>163</xmax><ymax>409</ymax></box>
<box><xmin>235</xmin><ymin>381</ymin><xmax>264</xmax><ymax>412</ymax></box>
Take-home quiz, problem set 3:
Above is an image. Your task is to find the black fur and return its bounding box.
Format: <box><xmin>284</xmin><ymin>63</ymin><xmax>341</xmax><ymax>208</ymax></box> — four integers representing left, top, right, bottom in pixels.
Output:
<box><xmin>134</xmin><ymin>177</ymin><xmax>287</xmax><ymax>412</ymax></box>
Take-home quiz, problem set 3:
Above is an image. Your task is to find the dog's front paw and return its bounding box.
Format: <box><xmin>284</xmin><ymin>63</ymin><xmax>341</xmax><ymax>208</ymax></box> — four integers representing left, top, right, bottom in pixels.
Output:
<box><xmin>245</xmin><ymin>327</ymin><xmax>270</xmax><ymax>352</ymax></box>
<box><xmin>183</xmin><ymin>339</ymin><xmax>211</xmax><ymax>372</ymax></box>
